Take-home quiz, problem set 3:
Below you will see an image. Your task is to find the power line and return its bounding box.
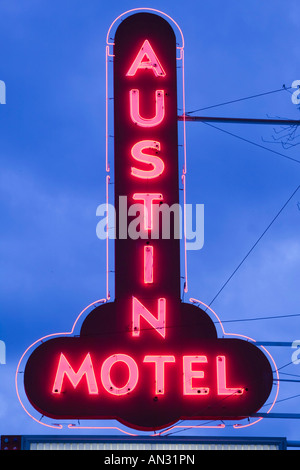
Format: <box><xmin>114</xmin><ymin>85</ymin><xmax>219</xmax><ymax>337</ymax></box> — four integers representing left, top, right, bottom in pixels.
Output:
<box><xmin>186</xmin><ymin>85</ymin><xmax>292</xmax><ymax>114</ymax></box>
<box><xmin>265</xmin><ymin>392</ymin><xmax>300</xmax><ymax>406</ymax></box>
<box><xmin>201</xmin><ymin>120</ymin><xmax>300</xmax><ymax>165</ymax></box>
<box><xmin>280</xmin><ymin>372</ymin><xmax>300</xmax><ymax>379</ymax></box>
<box><xmin>161</xmin><ymin>340</ymin><xmax>300</xmax><ymax>437</ymax></box>
<box><xmin>251</xmin><ymin>412</ymin><xmax>300</xmax><ymax>420</ymax></box>
<box><xmin>179</xmin><ymin>115</ymin><xmax>300</xmax><ymax>126</ymax></box>
<box><xmin>274</xmin><ymin>360</ymin><xmax>295</xmax><ymax>373</ymax></box>
<box><xmin>208</xmin><ymin>184</ymin><xmax>300</xmax><ymax>308</ymax></box>
<box><xmin>218</xmin><ymin>313</ymin><xmax>300</xmax><ymax>324</ymax></box>
<box><xmin>72</xmin><ymin>311</ymin><xmax>300</xmax><ymax>341</ymax></box>
<box><xmin>274</xmin><ymin>379</ymin><xmax>300</xmax><ymax>383</ymax></box>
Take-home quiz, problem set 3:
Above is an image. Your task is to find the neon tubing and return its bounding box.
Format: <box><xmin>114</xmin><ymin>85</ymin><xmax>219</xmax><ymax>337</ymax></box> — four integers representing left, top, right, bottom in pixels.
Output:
<box><xmin>132</xmin><ymin>297</ymin><xmax>166</xmax><ymax>338</ymax></box>
<box><xmin>144</xmin><ymin>245</ymin><xmax>154</xmax><ymax>284</ymax></box>
<box><xmin>126</xmin><ymin>39</ymin><xmax>166</xmax><ymax>77</ymax></box>
<box><xmin>189</xmin><ymin>297</ymin><xmax>280</xmax><ymax>428</ymax></box>
<box><xmin>130</xmin><ymin>89</ymin><xmax>165</xmax><ymax>127</ymax></box>
<box><xmin>52</xmin><ymin>353</ymin><xmax>98</xmax><ymax>395</ymax></box>
<box><xmin>106</xmin><ymin>174</ymin><xmax>111</xmax><ymax>300</ymax></box>
<box><xmin>183</xmin><ymin>356</ymin><xmax>209</xmax><ymax>395</ymax></box>
<box><xmin>143</xmin><ymin>356</ymin><xmax>175</xmax><ymax>394</ymax></box>
<box><xmin>131</xmin><ymin>141</ymin><xmax>165</xmax><ymax>179</ymax></box>
<box><xmin>15</xmin><ymin>299</ymin><xmax>106</xmax><ymax>430</ymax></box>
<box><xmin>132</xmin><ymin>193</ymin><xmax>163</xmax><ymax>230</ymax></box>
<box><xmin>216</xmin><ymin>356</ymin><xmax>243</xmax><ymax>396</ymax></box>
<box><xmin>105</xmin><ymin>46</ymin><xmax>110</xmax><ymax>173</ymax></box>
<box><xmin>101</xmin><ymin>354</ymin><xmax>139</xmax><ymax>395</ymax></box>
<box><xmin>106</xmin><ymin>8</ymin><xmax>184</xmax><ymax>51</ymax></box>
<box><xmin>181</xmin><ymin>174</ymin><xmax>188</xmax><ymax>293</ymax></box>
<box><xmin>106</xmin><ymin>8</ymin><xmax>187</xmax><ymax>295</ymax></box>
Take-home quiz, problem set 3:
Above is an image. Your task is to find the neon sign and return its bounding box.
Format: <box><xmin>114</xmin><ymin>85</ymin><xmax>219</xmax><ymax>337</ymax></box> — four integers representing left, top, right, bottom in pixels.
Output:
<box><xmin>21</xmin><ymin>11</ymin><xmax>275</xmax><ymax>432</ymax></box>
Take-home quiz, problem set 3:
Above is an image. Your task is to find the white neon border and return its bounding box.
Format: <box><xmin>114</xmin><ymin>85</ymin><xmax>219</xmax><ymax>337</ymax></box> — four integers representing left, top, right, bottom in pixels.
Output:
<box><xmin>15</xmin><ymin>299</ymin><xmax>106</xmax><ymax>431</ymax></box>
<box><xmin>16</xmin><ymin>10</ymin><xmax>277</xmax><ymax>436</ymax></box>
<box><xmin>105</xmin><ymin>8</ymin><xmax>188</xmax><ymax>300</ymax></box>
<box><xmin>16</xmin><ymin>8</ymin><xmax>188</xmax><ymax>437</ymax></box>
<box><xmin>15</xmin><ymin>295</ymin><xmax>222</xmax><ymax>435</ymax></box>
<box><xmin>189</xmin><ymin>298</ymin><xmax>280</xmax><ymax>429</ymax></box>
<box><xmin>15</xmin><ymin>295</ymin><xmax>280</xmax><ymax>433</ymax></box>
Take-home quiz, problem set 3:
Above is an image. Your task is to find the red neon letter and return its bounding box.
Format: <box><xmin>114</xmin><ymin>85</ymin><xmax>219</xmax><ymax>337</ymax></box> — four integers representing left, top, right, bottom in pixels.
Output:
<box><xmin>52</xmin><ymin>353</ymin><xmax>98</xmax><ymax>395</ymax></box>
<box><xmin>126</xmin><ymin>39</ymin><xmax>166</xmax><ymax>77</ymax></box>
<box><xmin>132</xmin><ymin>193</ymin><xmax>163</xmax><ymax>230</ymax></box>
<box><xmin>183</xmin><ymin>356</ymin><xmax>209</xmax><ymax>395</ymax></box>
<box><xmin>216</xmin><ymin>356</ymin><xmax>244</xmax><ymax>396</ymax></box>
<box><xmin>132</xmin><ymin>297</ymin><xmax>166</xmax><ymax>338</ymax></box>
<box><xmin>130</xmin><ymin>89</ymin><xmax>165</xmax><ymax>127</ymax></box>
<box><xmin>131</xmin><ymin>141</ymin><xmax>165</xmax><ymax>180</ymax></box>
<box><xmin>143</xmin><ymin>355</ymin><xmax>175</xmax><ymax>395</ymax></box>
<box><xmin>101</xmin><ymin>354</ymin><xmax>139</xmax><ymax>396</ymax></box>
<box><xmin>144</xmin><ymin>245</ymin><xmax>153</xmax><ymax>284</ymax></box>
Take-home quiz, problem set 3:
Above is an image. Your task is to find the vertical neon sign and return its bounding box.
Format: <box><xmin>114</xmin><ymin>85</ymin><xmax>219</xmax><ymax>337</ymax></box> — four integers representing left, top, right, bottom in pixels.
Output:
<box><xmin>21</xmin><ymin>11</ymin><xmax>276</xmax><ymax>432</ymax></box>
<box><xmin>113</xmin><ymin>12</ymin><xmax>180</xmax><ymax>307</ymax></box>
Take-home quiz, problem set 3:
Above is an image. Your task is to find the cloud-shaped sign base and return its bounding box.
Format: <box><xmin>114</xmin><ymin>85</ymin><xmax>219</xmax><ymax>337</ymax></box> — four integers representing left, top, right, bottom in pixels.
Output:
<box><xmin>22</xmin><ymin>299</ymin><xmax>275</xmax><ymax>431</ymax></box>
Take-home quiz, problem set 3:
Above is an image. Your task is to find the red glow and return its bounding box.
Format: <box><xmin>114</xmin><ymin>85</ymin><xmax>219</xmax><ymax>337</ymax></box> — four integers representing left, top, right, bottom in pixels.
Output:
<box><xmin>52</xmin><ymin>353</ymin><xmax>98</xmax><ymax>395</ymax></box>
<box><xmin>144</xmin><ymin>245</ymin><xmax>154</xmax><ymax>284</ymax></box>
<box><xmin>101</xmin><ymin>354</ymin><xmax>139</xmax><ymax>396</ymax></box>
<box><xmin>131</xmin><ymin>141</ymin><xmax>165</xmax><ymax>180</ymax></box>
<box><xmin>126</xmin><ymin>39</ymin><xmax>166</xmax><ymax>77</ymax></box>
<box><xmin>132</xmin><ymin>296</ymin><xmax>166</xmax><ymax>338</ymax></box>
<box><xmin>130</xmin><ymin>89</ymin><xmax>165</xmax><ymax>127</ymax></box>
<box><xmin>143</xmin><ymin>355</ymin><xmax>175</xmax><ymax>395</ymax></box>
<box><xmin>216</xmin><ymin>356</ymin><xmax>244</xmax><ymax>396</ymax></box>
<box><xmin>20</xmin><ymin>10</ymin><xmax>276</xmax><ymax>434</ymax></box>
<box><xmin>106</xmin><ymin>8</ymin><xmax>185</xmax><ymax>50</ymax></box>
<box><xmin>183</xmin><ymin>356</ymin><xmax>209</xmax><ymax>396</ymax></box>
<box><xmin>50</xmin><ymin>352</ymin><xmax>247</xmax><ymax>399</ymax></box>
<box><xmin>132</xmin><ymin>193</ymin><xmax>163</xmax><ymax>230</ymax></box>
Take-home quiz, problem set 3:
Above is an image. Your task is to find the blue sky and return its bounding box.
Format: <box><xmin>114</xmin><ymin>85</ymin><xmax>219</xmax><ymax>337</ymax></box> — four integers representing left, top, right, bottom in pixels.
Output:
<box><xmin>1</xmin><ymin>0</ymin><xmax>300</xmax><ymax>441</ymax></box>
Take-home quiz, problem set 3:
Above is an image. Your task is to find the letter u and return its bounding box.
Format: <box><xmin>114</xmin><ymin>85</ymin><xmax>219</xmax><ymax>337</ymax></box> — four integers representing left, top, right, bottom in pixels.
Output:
<box><xmin>130</xmin><ymin>89</ymin><xmax>165</xmax><ymax>127</ymax></box>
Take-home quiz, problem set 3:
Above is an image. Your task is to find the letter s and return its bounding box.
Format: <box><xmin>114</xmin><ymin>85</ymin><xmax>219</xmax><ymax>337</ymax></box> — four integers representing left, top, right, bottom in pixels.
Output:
<box><xmin>131</xmin><ymin>140</ymin><xmax>164</xmax><ymax>179</ymax></box>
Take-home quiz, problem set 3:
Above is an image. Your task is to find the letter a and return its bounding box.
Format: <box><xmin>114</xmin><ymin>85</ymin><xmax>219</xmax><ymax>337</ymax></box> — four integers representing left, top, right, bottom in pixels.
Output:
<box><xmin>126</xmin><ymin>40</ymin><xmax>166</xmax><ymax>77</ymax></box>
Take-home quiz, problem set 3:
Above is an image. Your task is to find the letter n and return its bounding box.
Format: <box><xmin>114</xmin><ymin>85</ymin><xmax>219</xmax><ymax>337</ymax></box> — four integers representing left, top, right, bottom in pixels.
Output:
<box><xmin>132</xmin><ymin>297</ymin><xmax>166</xmax><ymax>338</ymax></box>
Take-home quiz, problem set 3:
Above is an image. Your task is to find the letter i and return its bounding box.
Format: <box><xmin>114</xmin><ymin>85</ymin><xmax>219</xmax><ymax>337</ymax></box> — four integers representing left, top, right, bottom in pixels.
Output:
<box><xmin>144</xmin><ymin>245</ymin><xmax>154</xmax><ymax>284</ymax></box>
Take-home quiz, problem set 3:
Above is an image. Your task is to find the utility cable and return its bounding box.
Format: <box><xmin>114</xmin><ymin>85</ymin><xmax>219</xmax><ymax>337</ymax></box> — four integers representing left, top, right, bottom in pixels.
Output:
<box><xmin>186</xmin><ymin>85</ymin><xmax>292</xmax><ymax>114</ymax></box>
<box><xmin>218</xmin><ymin>313</ymin><xmax>300</xmax><ymax>324</ymax></box>
<box><xmin>201</xmin><ymin>120</ymin><xmax>300</xmax><ymax>164</ymax></box>
<box><xmin>208</xmin><ymin>184</ymin><xmax>300</xmax><ymax>308</ymax></box>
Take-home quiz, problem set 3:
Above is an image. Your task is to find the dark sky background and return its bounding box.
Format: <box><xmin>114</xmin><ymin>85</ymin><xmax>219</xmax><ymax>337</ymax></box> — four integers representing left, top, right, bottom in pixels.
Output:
<box><xmin>1</xmin><ymin>0</ymin><xmax>300</xmax><ymax>441</ymax></box>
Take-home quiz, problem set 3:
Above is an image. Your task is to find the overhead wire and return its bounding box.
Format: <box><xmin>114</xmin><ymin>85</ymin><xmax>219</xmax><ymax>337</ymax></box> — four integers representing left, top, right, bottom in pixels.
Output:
<box><xmin>118</xmin><ymin>86</ymin><xmax>298</xmax><ymax>433</ymax></box>
<box><xmin>207</xmin><ymin>184</ymin><xmax>300</xmax><ymax>308</ymax></box>
<box><xmin>218</xmin><ymin>313</ymin><xmax>300</xmax><ymax>324</ymax></box>
<box><xmin>162</xmin><ymin>356</ymin><xmax>300</xmax><ymax>437</ymax></box>
<box><xmin>186</xmin><ymin>85</ymin><xmax>293</xmax><ymax>114</ymax></box>
<box><xmin>280</xmin><ymin>372</ymin><xmax>300</xmax><ymax>379</ymax></box>
<box><xmin>164</xmin><ymin>86</ymin><xmax>299</xmax><ymax>433</ymax></box>
<box><xmin>201</xmin><ymin>120</ymin><xmax>300</xmax><ymax>165</ymax></box>
<box><xmin>70</xmin><ymin>310</ymin><xmax>300</xmax><ymax>341</ymax></box>
<box><xmin>274</xmin><ymin>360</ymin><xmax>295</xmax><ymax>373</ymax></box>
<box><xmin>266</xmin><ymin>393</ymin><xmax>300</xmax><ymax>405</ymax></box>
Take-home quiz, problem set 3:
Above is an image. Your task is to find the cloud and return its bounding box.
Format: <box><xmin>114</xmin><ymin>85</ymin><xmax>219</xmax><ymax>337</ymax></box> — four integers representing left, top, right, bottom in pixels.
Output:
<box><xmin>0</xmin><ymin>166</ymin><xmax>102</xmax><ymax>296</ymax></box>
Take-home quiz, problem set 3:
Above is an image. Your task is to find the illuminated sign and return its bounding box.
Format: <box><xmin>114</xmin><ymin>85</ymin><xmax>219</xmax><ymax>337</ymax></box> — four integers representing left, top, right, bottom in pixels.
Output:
<box><xmin>21</xmin><ymin>11</ymin><xmax>276</xmax><ymax>432</ymax></box>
